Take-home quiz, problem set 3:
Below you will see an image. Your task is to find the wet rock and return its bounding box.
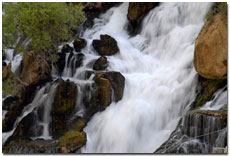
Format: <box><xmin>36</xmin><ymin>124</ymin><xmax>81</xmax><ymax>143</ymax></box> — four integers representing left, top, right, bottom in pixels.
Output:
<box><xmin>194</xmin><ymin>14</ymin><xmax>227</xmax><ymax>79</ymax></box>
<box><xmin>83</xmin><ymin>19</ymin><xmax>94</xmax><ymax>30</ymax></box>
<box><xmin>192</xmin><ymin>77</ymin><xmax>226</xmax><ymax>108</ymax></box>
<box><xmin>96</xmin><ymin>72</ymin><xmax>125</xmax><ymax>101</ymax></box>
<box><xmin>51</xmin><ymin>79</ymin><xmax>77</xmax><ymax>137</ymax></box>
<box><xmin>75</xmin><ymin>53</ymin><xmax>84</xmax><ymax>68</ymax></box>
<box><xmin>3</xmin><ymin>61</ymin><xmax>7</xmax><ymax>67</ymax></box>
<box><xmin>20</xmin><ymin>53</ymin><xmax>52</xmax><ymax>86</ymax></box>
<box><xmin>73</xmin><ymin>37</ymin><xmax>87</xmax><ymax>52</ymax></box>
<box><xmin>61</xmin><ymin>44</ymin><xmax>74</xmax><ymax>53</ymax></box>
<box><xmin>83</xmin><ymin>2</ymin><xmax>121</xmax><ymax>20</ymax></box>
<box><xmin>58</xmin><ymin>130</ymin><xmax>86</xmax><ymax>153</ymax></box>
<box><xmin>86</xmin><ymin>71</ymin><xmax>125</xmax><ymax>117</ymax></box>
<box><xmin>55</xmin><ymin>52</ymin><xmax>66</xmax><ymax>75</ymax></box>
<box><xmin>127</xmin><ymin>2</ymin><xmax>159</xmax><ymax>35</ymax></box>
<box><xmin>93</xmin><ymin>56</ymin><xmax>108</xmax><ymax>71</ymax></box>
<box><xmin>3</xmin><ymin>97</ymin><xmax>20</xmax><ymax>132</ymax></box>
<box><xmin>92</xmin><ymin>34</ymin><xmax>119</xmax><ymax>56</ymax></box>
<box><xmin>155</xmin><ymin>108</ymin><xmax>227</xmax><ymax>153</ymax></box>
<box><xmin>7</xmin><ymin>139</ymin><xmax>60</xmax><ymax>154</ymax></box>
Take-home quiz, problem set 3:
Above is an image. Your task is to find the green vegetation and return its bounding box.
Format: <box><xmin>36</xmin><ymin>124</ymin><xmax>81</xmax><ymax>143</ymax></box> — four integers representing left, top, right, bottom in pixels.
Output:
<box><xmin>58</xmin><ymin>130</ymin><xmax>86</xmax><ymax>152</ymax></box>
<box><xmin>2</xmin><ymin>63</ymin><xmax>16</xmax><ymax>95</ymax></box>
<box><xmin>3</xmin><ymin>2</ymin><xmax>85</xmax><ymax>62</ymax></box>
<box><xmin>193</xmin><ymin>79</ymin><xmax>226</xmax><ymax>108</ymax></box>
<box><xmin>206</xmin><ymin>2</ymin><xmax>227</xmax><ymax>21</ymax></box>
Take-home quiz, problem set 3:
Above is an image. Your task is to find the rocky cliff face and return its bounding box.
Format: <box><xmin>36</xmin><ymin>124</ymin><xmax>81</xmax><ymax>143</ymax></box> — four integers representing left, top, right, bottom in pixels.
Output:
<box><xmin>194</xmin><ymin>14</ymin><xmax>227</xmax><ymax>79</ymax></box>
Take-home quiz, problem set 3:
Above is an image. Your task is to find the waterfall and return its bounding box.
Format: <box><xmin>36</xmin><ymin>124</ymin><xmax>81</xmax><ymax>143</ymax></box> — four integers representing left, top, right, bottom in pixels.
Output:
<box><xmin>3</xmin><ymin>2</ymin><xmax>218</xmax><ymax>153</ymax></box>
<box><xmin>2</xmin><ymin>83</ymin><xmax>58</xmax><ymax>145</ymax></box>
<box><xmin>78</xmin><ymin>2</ymin><xmax>212</xmax><ymax>153</ymax></box>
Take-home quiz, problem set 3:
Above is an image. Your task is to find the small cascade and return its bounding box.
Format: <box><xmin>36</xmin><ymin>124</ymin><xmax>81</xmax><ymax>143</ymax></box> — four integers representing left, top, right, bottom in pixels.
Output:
<box><xmin>3</xmin><ymin>48</ymin><xmax>23</xmax><ymax>75</ymax></box>
<box><xmin>155</xmin><ymin>87</ymin><xmax>227</xmax><ymax>153</ymax></box>
<box><xmin>36</xmin><ymin>83</ymin><xmax>59</xmax><ymax>140</ymax></box>
<box><xmin>2</xmin><ymin>82</ymin><xmax>58</xmax><ymax>145</ymax></box>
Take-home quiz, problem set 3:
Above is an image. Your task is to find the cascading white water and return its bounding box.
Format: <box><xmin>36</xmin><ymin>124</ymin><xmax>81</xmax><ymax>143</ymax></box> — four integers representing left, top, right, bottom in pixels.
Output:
<box><xmin>78</xmin><ymin>2</ymin><xmax>213</xmax><ymax>153</ymax></box>
<box><xmin>2</xmin><ymin>83</ymin><xmax>58</xmax><ymax>145</ymax></box>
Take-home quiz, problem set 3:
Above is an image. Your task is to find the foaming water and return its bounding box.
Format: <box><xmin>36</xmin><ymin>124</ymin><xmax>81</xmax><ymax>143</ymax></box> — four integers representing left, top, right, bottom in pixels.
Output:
<box><xmin>80</xmin><ymin>2</ymin><xmax>213</xmax><ymax>153</ymax></box>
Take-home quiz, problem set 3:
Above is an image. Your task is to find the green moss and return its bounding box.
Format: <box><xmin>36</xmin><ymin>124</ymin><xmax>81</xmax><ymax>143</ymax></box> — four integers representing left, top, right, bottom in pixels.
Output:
<box><xmin>74</xmin><ymin>118</ymin><xmax>86</xmax><ymax>132</ymax></box>
<box><xmin>2</xmin><ymin>143</ymin><xmax>11</xmax><ymax>154</ymax></box>
<box><xmin>2</xmin><ymin>64</ymin><xmax>16</xmax><ymax>95</ymax></box>
<box><xmin>58</xmin><ymin>130</ymin><xmax>86</xmax><ymax>152</ymax></box>
<box><xmin>193</xmin><ymin>79</ymin><xmax>226</xmax><ymax>108</ymax></box>
<box><xmin>206</xmin><ymin>2</ymin><xmax>227</xmax><ymax>21</ymax></box>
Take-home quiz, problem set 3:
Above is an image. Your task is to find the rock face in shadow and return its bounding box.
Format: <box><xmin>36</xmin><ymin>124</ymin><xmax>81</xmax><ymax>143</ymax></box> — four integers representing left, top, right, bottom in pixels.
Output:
<box><xmin>83</xmin><ymin>2</ymin><xmax>121</xmax><ymax>20</ymax></box>
<box><xmin>73</xmin><ymin>37</ymin><xmax>87</xmax><ymax>52</ymax></box>
<box><xmin>194</xmin><ymin>14</ymin><xmax>227</xmax><ymax>79</ymax></box>
<box><xmin>51</xmin><ymin>79</ymin><xmax>77</xmax><ymax>137</ymax></box>
<box><xmin>92</xmin><ymin>34</ymin><xmax>119</xmax><ymax>56</ymax></box>
<box><xmin>127</xmin><ymin>2</ymin><xmax>159</xmax><ymax>35</ymax></box>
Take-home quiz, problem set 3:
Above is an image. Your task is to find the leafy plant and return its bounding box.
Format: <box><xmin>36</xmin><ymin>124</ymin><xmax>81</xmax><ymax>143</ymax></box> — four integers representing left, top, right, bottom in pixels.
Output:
<box><xmin>3</xmin><ymin>2</ymin><xmax>85</xmax><ymax>60</ymax></box>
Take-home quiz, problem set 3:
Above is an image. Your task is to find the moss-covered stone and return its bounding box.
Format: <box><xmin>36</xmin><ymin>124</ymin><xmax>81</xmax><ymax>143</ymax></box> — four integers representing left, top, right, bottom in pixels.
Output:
<box><xmin>193</xmin><ymin>77</ymin><xmax>226</xmax><ymax>109</ymax></box>
<box><xmin>73</xmin><ymin>37</ymin><xmax>86</xmax><ymax>52</ymax></box>
<box><xmin>51</xmin><ymin>79</ymin><xmax>77</xmax><ymax>137</ymax></box>
<box><xmin>58</xmin><ymin>130</ymin><xmax>86</xmax><ymax>153</ymax></box>
<box><xmin>92</xmin><ymin>34</ymin><xmax>119</xmax><ymax>56</ymax></box>
<box><xmin>93</xmin><ymin>56</ymin><xmax>108</xmax><ymax>71</ymax></box>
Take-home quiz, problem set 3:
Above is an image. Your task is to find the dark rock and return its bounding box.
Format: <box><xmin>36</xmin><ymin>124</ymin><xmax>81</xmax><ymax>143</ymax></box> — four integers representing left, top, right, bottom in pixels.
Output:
<box><xmin>92</xmin><ymin>34</ymin><xmax>119</xmax><ymax>56</ymax></box>
<box><xmin>73</xmin><ymin>37</ymin><xmax>87</xmax><ymax>52</ymax></box>
<box><xmin>3</xmin><ymin>61</ymin><xmax>7</xmax><ymax>67</ymax></box>
<box><xmin>7</xmin><ymin>139</ymin><xmax>60</xmax><ymax>154</ymax></box>
<box><xmin>75</xmin><ymin>53</ymin><xmax>84</xmax><ymax>68</ymax></box>
<box><xmin>192</xmin><ymin>77</ymin><xmax>227</xmax><ymax>109</ymax></box>
<box><xmin>51</xmin><ymin>79</ymin><xmax>77</xmax><ymax>138</ymax></box>
<box><xmin>83</xmin><ymin>20</ymin><xmax>94</xmax><ymax>30</ymax></box>
<box><xmin>61</xmin><ymin>44</ymin><xmax>73</xmax><ymax>53</ymax></box>
<box><xmin>93</xmin><ymin>56</ymin><xmax>108</xmax><ymax>71</ymax></box>
<box><xmin>55</xmin><ymin>52</ymin><xmax>66</xmax><ymax>75</ymax></box>
<box><xmin>3</xmin><ymin>95</ymin><xmax>19</xmax><ymax>111</ymax></box>
<box><xmin>85</xmin><ymin>71</ymin><xmax>125</xmax><ymax>118</ymax></box>
<box><xmin>83</xmin><ymin>2</ymin><xmax>122</xmax><ymax>20</ymax></box>
<box><xmin>97</xmin><ymin>72</ymin><xmax>125</xmax><ymax>101</ymax></box>
<box><xmin>127</xmin><ymin>2</ymin><xmax>159</xmax><ymax>35</ymax></box>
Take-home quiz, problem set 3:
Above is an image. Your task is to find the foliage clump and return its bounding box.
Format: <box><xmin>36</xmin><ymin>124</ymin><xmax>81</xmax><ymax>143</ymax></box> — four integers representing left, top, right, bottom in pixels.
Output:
<box><xmin>2</xmin><ymin>63</ymin><xmax>17</xmax><ymax>95</ymax></box>
<box><xmin>3</xmin><ymin>2</ymin><xmax>85</xmax><ymax>62</ymax></box>
<box><xmin>206</xmin><ymin>2</ymin><xmax>227</xmax><ymax>21</ymax></box>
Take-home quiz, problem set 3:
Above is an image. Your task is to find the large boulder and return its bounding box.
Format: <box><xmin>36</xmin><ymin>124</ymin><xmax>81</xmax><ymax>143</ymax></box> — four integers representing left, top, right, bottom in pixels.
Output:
<box><xmin>51</xmin><ymin>79</ymin><xmax>77</xmax><ymax>137</ymax></box>
<box><xmin>127</xmin><ymin>2</ymin><xmax>159</xmax><ymax>34</ymax></box>
<box><xmin>73</xmin><ymin>37</ymin><xmax>87</xmax><ymax>52</ymax></box>
<box><xmin>86</xmin><ymin>71</ymin><xmax>125</xmax><ymax>117</ymax></box>
<box><xmin>194</xmin><ymin>14</ymin><xmax>227</xmax><ymax>79</ymax></box>
<box><xmin>20</xmin><ymin>53</ymin><xmax>51</xmax><ymax>86</ymax></box>
<box><xmin>83</xmin><ymin>2</ymin><xmax>121</xmax><ymax>20</ymax></box>
<box><xmin>92</xmin><ymin>35</ymin><xmax>119</xmax><ymax>56</ymax></box>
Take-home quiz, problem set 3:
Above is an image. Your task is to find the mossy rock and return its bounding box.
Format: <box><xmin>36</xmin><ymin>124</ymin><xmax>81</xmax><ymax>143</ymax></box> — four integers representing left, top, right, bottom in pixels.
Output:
<box><xmin>51</xmin><ymin>79</ymin><xmax>78</xmax><ymax>136</ymax></box>
<box><xmin>58</xmin><ymin>130</ymin><xmax>86</xmax><ymax>153</ymax></box>
<box><xmin>92</xmin><ymin>34</ymin><xmax>119</xmax><ymax>56</ymax></box>
<box><xmin>61</xmin><ymin>44</ymin><xmax>73</xmax><ymax>53</ymax></box>
<box><xmin>93</xmin><ymin>56</ymin><xmax>108</xmax><ymax>71</ymax></box>
<box><xmin>68</xmin><ymin>117</ymin><xmax>87</xmax><ymax>132</ymax></box>
<box><xmin>193</xmin><ymin>77</ymin><xmax>226</xmax><ymax>109</ymax></box>
<box><xmin>73</xmin><ymin>37</ymin><xmax>86</xmax><ymax>52</ymax></box>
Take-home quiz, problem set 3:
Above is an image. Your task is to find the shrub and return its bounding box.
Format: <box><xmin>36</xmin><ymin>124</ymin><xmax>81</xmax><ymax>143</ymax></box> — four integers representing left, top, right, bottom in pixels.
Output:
<box><xmin>3</xmin><ymin>2</ymin><xmax>85</xmax><ymax>61</ymax></box>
